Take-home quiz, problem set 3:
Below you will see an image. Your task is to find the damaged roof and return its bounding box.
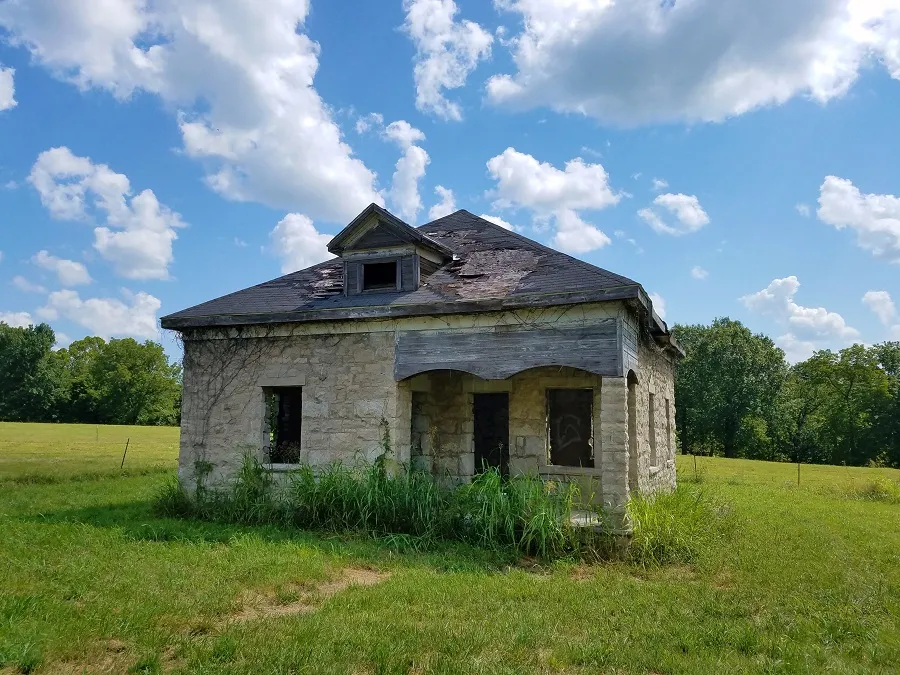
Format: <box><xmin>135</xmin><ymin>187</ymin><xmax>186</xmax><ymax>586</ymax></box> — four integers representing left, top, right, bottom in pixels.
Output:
<box><xmin>160</xmin><ymin>209</ymin><xmax>668</xmax><ymax>335</ymax></box>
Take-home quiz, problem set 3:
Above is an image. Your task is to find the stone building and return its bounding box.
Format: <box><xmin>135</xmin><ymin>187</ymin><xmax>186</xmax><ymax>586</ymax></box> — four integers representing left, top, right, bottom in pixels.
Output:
<box><xmin>161</xmin><ymin>205</ymin><xmax>682</xmax><ymax>521</ymax></box>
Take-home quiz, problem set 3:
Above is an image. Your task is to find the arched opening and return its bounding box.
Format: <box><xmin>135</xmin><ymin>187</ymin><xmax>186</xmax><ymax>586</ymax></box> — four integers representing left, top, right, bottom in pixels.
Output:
<box><xmin>627</xmin><ymin>370</ymin><xmax>639</xmax><ymax>493</ymax></box>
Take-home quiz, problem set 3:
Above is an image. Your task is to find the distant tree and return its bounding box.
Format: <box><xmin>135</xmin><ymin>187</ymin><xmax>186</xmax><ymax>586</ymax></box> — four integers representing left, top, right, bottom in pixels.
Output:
<box><xmin>56</xmin><ymin>337</ymin><xmax>182</xmax><ymax>425</ymax></box>
<box><xmin>873</xmin><ymin>342</ymin><xmax>900</xmax><ymax>466</ymax></box>
<box><xmin>0</xmin><ymin>322</ymin><xmax>65</xmax><ymax>422</ymax></box>
<box><xmin>674</xmin><ymin>318</ymin><xmax>787</xmax><ymax>458</ymax></box>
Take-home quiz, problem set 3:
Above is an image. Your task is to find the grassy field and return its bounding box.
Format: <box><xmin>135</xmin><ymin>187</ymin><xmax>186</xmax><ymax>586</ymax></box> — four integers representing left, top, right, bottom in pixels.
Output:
<box><xmin>2</xmin><ymin>424</ymin><xmax>899</xmax><ymax>673</ymax></box>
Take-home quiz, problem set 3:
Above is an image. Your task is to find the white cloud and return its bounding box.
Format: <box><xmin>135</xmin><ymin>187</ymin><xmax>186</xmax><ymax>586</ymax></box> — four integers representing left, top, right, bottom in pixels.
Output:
<box><xmin>0</xmin><ymin>65</ymin><xmax>15</xmax><ymax>110</ymax></box>
<box><xmin>649</xmin><ymin>292</ymin><xmax>667</xmax><ymax>320</ymax></box>
<box><xmin>690</xmin><ymin>266</ymin><xmax>709</xmax><ymax>280</ymax></box>
<box><xmin>796</xmin><ymin>203</ymin><xmax>811</xmax><ymax>217</ymax></box>
<box><xmin>638</xmin><ymin>193</ymin><xmax>710</xmax><ymax>236</ymax></box>
<box><xmin>32</xmin><ymin>250</ymin><xmax>92</xmax><ymax>286</ymax></box>
<box><xmin>29</xmin><ymin>147</ymin><xmax>183</xmax><ymax>280</ymax></box>
<box><xmin>12</xmin><ymin>276</ymin><xmax>47</xmax><ymax>294</ymax></box>
<box><xmin>479</xmin><ymin>214</ymin><xmax>516</xmax><ymax>231</ymax></box>
<box><xmin>487</xmin><ymin>147</ymin><xmax>620</xmax><ymax>213</ymax></box>
<box><xmin>817</xmin><ymin>176</ymin><xmax>900</xmax><ymax>263</ymax></box>
<box><xmin>0</xmin><ymin>311</ymin><xmax>33</xmax><ymax>327</ymax></box>
<box><xmin>270</xmin><ymin>213</ymin><xmax>333</xmax><ymax>274</ymax></box>
<box><xmin>862</xmin><ymin>290</ymin><xmax>900</xmax><ymax>338</ymax></box>
<box><xmin>54</xmin><ymin>332</ymin><xmax>72</xmax><ymax>349</ymax></box>
<box><xmin>355</xmin><ymin>112</ymin><xmax>384</xmax><ymax>134</ymax></box>
<box><xmin>652</xmin><ymin>178</ymin><xmax>668</xmax><ymax>191</ymax></box>
<box><xmin>552</xmin><ymin>209</ymin><xmax>611</xmax><ymax>254</ymax></box>
<box><xmin>0</xmin><ymin>0</ymin><xmax>381</xmax><ymax>222</ymax></box>
<box><xmin>741</xmin><ymin>276</ymin><xmax>860</xmax><ymax>361</ymax></box>
<box><xmin>485</xmin><ymin>147</ymin><xmax>619</xmax><ymax>254</ymax></box>
<box><xmin>389</xmin><ymin>145</ymin><xmax>430</xmax><ymax>224</ymax></box>
<box><xmin>428</xmin><ymin>185</ymin><xmax>456</xmax><ymax>220</ymax></box>
<box><xmin>37</xmin><ymin>289</ymin><xmax>160</xmax><ymax>340</ymax></box>
<box><xmin>776</xmin><ymin>333</ymin><xmax>820</xmax><ymax>363</ymax></box>
<box><xmin>863</xmin><ymin>290</ymin><xmax>897</xmax><ymax>326</ymax></box>
<box><xmin>487</xmin><ymin>0</ymin><xmax>900</xmax><ymax>125</ymax></box>
<box><xmin>402</xmin><ymin>0</ymin><xmax>493</xmax><ymax>120</ymax></box>
<box><xmin>383</xmin><ymin>120</ymin><xmax>426</xmax><ymax>150</ymax></box>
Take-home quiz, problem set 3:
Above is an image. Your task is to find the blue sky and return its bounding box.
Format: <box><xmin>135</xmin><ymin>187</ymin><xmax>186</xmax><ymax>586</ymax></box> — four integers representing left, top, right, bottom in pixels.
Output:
<box><xmin>0</xmin><ymin>0</ymin><xmax>899</xmax><ymax>362</ymax></box>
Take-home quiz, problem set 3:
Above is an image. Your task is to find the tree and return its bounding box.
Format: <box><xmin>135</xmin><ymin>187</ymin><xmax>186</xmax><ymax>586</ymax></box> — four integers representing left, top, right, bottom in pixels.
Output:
<box><xmin>0</xmin><ymin>322</ymin><xmax>65</xmax><ymax>422</ymax></box>
<box><xmin>674</xmin><ymin>318</ymin><xmax>787</xmax><ymax>458</ymax></box>
<box><xmin>55</xmin><ymin>337</ymin><xmax>182</xmax><ymax>425</ymax></box>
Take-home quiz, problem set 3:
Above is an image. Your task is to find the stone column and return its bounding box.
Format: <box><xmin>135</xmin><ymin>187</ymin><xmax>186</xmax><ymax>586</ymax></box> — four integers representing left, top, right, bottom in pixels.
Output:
<box><xmin>599</xmin><ymin>376</ymin><xmax>630</xmax><ymax>517</ymax></box>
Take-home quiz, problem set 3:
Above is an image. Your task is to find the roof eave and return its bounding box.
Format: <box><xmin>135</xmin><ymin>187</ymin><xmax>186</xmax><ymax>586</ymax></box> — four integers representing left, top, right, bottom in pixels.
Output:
<box><xmin>160</xmin><ymin>285</ymin><xmax>643</xmax><ymax>331</ymax></box>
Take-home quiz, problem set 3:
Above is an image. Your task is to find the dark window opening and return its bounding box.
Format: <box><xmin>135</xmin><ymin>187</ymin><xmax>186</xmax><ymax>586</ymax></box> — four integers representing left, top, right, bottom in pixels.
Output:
<box><xmin>474</xmin><ymin>393</ymin><xmax>509</xmax><ymax>476</ymax></box>
<box><xmin>547</xmin><ymin>389</ymin><xmax>594</xmax><ymax>468</ymax></box>
<box><xmin>362</xmin><ymin>261</ymin><xmax>398</xmax><ymax>290</ymax></box>
<box><xmin>265</xmin><ymin>387</ymin><xmax>303</xmax><ymax>463</ymax></box>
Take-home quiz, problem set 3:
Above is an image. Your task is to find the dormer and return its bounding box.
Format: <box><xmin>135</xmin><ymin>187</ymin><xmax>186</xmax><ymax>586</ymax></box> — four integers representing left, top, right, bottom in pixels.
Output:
<box><xmin>327</xmin><ymin>204</ymin><xmax>454</xmax><ymax>296</ymax></box>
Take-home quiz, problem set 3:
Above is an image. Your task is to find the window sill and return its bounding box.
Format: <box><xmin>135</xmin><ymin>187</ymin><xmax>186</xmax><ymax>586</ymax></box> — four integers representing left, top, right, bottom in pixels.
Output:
<box><xmin>539</xmin><ymin>464</ymin><xmax>602</xmax><ymax>476</ymax></box>
<box><xmin>262</xmin><ymin>463</ymin><xmax>302</xmax><ymax>473</ymax></box>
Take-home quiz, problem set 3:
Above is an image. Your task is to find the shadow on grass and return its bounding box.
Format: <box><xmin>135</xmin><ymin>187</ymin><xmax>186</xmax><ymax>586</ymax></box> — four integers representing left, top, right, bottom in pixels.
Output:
<box><xmin>23</xmin><ymin>498</ymin><xmax>517</xmax><ymax>573</ymax></box>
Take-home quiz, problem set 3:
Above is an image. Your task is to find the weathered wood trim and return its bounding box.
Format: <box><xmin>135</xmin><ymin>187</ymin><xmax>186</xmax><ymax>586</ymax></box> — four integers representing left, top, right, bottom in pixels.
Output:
<box><xmin>394</xmin><ymin>322</ymin><xmax>619</xmax><ymax>381</ymax></box>
<box><xmin>161</xmin><ymin>285</ymin><xmax>643</xmax><ymax>330</ymax></box>
<box><xmin>616</xmin><ymin>317</ymin><xmax>624</xmax><ymax>377</ymax></box>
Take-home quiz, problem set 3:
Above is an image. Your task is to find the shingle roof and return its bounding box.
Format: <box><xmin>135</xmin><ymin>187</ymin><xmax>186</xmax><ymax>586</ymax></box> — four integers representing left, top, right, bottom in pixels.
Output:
<box><xmin>160</xmin><ymin>210</ymin><xmax>654</xmax><ymax>330</ymax></box>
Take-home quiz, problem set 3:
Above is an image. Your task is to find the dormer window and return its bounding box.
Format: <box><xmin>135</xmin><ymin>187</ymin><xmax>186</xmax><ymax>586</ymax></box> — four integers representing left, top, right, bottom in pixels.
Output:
<box><xmin>362</xmin><ymin>260</ymin><xmax>399</xmax><ymax>291</ymax></box>
<box><xmin>327</xmin><ymin>204</ymin><xmax>455</xmax><ymax>297</ymax></box>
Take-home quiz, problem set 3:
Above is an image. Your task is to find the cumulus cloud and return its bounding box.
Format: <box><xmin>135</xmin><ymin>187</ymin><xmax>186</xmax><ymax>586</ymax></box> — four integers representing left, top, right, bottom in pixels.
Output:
<box><xmin>652</xmin><ymin>178</ymin><xmax>668</xmax><ymax>191</ymax></box>
<box><xmin>863</xmin><ymin>290</ymin><xmax>900</xmax><ymax>338</ymax></box>
<box><xmin>29</xmin><ymin>147</ymin><xmax>182</xmax><ymax>280</ymax></box>
<box><xmin>649</xmin><ymin>292</ymin><xmax>667</xmax><ymax>320</ymax></box>
<box><xmin>0</xmin><ymin>311</ymin><xmax>33</xmax><ymax>327</ymax></box>
<box><xmin>487</xmin><ymin>147</ymin><xmax>620</xmax><ymax>213</ymax></box>
<box><xmin>479</xmin><ymin>214</ymin><xmax>516</xmax><ymax>231</ymax></box>
<box><xmin>863</xmin><ymin>290</ymin><xmax>897</xmax><ymax>326</ymax></box>
<box><xmin>487</xmin><ymin>0</ymin><xmax>900</xmax><ymax>125</ymax></box>
<box><xmin>691</xmin><ymin>266</ymin><xmax>709</xmax><ymax>280</ymax></box>
<box><xmin>638</xmin><ymin>193</ymin><xmax>710</xmax><ymax>236</ymax></box>
<box><xmin>32</xmin><ymin>250</ymin><xmax>92</xmax><ymax>286</ymax></box>
<box><xmin>0</xmin><ymin>0</ymin><xmax>381</xmax><ymax>222</ymax></box>
<box><xmin>37</xmin><ymin>289</ymin><xmax>160</xmax><ymax>339</ymax></box>
<box><xmin>817</xmin><ymin>176</ymin><xmax>900</xmax><ymax>263</ymax></box>
<box><xmin>552</xmin><ymin>209</ymin><xmax>611</xmax><ymax>254</ymax></box>
<box><xmin>0</xmin><ymin>65</ymin><xmax>15</xmax><ymax>110</ymax></box>
<box><xmin>741</xmin><ymin>276</ymin><xmax>860</xmax><ymax>361</ymax></box>
<box><xmin>485</xmin><ymin>147</ymin><xmax>618</xmax><ymax>253</ymax></box>
<box><xmin>428</xmin><ymin>185</ymin><xmax>456</xmax><ymax>220</ymax></box>
<box><xmin>383</xmin><ymin>120</ymin><xmax>426</xmax><ymax>150</ymax></box>
<box><xmin>270</xmin><ymin>213</ymin><xmax>333</xmax><ymax>274</ymax></box>
<box><xmin>402</xmin><ymin>0</ymin><xmax>493</xmax><ymax>120</ymax></box>
<box><xmin>12</xmin><ymin>276</ymin><xmax>47</xmax><ymax>294</ymax></box>
<box><xmin>389</xmin><ymin>145</ymin><xmax>430</xmax><ymax>224</ymax></box>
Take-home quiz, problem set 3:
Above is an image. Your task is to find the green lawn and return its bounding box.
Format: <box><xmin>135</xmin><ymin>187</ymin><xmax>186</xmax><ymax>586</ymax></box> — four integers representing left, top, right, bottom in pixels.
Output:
<box><xmin>1</xmin><ymin>424</ymin><xmax>899</xmax><ymax>673</ymax></box>
<box><xmin>0</xmin><ymin>422</ymin><xmax>178</xmax><ymax>482</ymax></box>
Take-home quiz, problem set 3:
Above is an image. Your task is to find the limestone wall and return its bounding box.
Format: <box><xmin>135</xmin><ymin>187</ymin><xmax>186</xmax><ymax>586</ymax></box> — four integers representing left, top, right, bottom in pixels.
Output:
<box><xmin>175</xmin><ymin>299</ymin><xmax>673</xmax><ymax>514</ymax></box>
<box><xmin>179</xmin><ymin>327</ymin><xmax>404</xmax><ymax>487</ymax></box>
<box><xmin>630</xmin><ymin>332</ymin><xmax>678</xmax><ymax>495</ymax></box>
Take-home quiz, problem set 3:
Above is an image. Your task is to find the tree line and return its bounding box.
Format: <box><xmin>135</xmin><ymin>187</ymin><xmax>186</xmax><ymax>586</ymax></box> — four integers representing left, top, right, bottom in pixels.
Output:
<box><xmin>4</xmin><ymin>318</ymin><xmax>899</xmax><ymax>467</ymax></box>
<box><xmin>0</xmin><ymin>322</ymin><xmax>181</xmax><ymax>426</ymax></box>
<box><xmin>674</xmin><ymin>318</ymin><xmax>900</xmax><ymax>467</ymax></box>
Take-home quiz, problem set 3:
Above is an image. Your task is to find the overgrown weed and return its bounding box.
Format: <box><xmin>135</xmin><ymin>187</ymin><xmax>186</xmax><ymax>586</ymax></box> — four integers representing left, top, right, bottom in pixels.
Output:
<box><xmin>154</xmin><ymin>455</ymin><xmax>585</xmax><ymax>558</ymax></box>
<box><xmin>627</xmin><ymin>483</ymin><xmax>733</xmax><ymax>567</ymax></box>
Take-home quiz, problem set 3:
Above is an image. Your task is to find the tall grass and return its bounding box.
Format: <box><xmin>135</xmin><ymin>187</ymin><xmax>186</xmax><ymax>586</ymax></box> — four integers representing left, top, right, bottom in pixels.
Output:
<box><xmin>627</xmin><ymin>483</ymin><xmax>732</xmax><ymax>566</ymax></box>
<box><xmin>154</xmin><ymin>456</ymin><xmax>584</xmax><ymax>558</ymax></box>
